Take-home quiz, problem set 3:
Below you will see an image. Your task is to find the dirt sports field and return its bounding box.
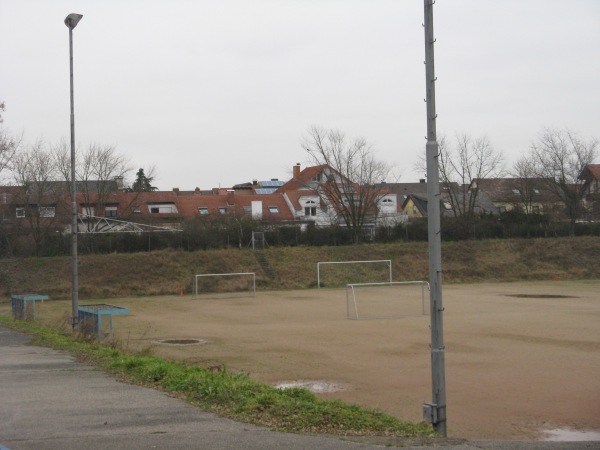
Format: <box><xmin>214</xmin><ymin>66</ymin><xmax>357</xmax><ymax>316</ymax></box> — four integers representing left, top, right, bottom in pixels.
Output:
<box><xmin>22</xmin><ymin>280</ymin><xmax>600</xmax><ymax>441</ymax></box>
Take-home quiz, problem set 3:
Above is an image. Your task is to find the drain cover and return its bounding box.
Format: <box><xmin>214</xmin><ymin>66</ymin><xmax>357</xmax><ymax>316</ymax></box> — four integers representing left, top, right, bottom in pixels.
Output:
<box><xmin>155</xmin><ymin>338</ymin><xmax>208</xmax><ymax>346</ymax></box>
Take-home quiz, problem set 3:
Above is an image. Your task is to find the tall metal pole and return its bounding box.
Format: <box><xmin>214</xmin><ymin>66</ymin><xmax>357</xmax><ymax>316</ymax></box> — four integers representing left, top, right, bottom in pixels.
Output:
<box><xmin>423</xmin><ymin>0</ymin><xmax>447</xmax><ymax>437</ymax></box>
<box><xmin>65</xmin><ymin>13</ymin><xmax>83</xmax><ymax>329</ymax></box>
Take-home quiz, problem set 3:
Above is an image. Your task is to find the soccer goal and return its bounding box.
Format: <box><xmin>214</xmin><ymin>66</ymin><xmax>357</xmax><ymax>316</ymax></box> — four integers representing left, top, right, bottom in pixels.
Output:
<box><xmin>345</xmin><ymin>281</ymin><xmax>429</xmax><ymax>320</ymax></box>
<box><xmin>193</xmin><ymin>272</ymin><xmax>256</xmax><ymax>298</ymax></box>
<box><xmin>316</xmin><ymin>260</ymin><xmax>392</xmax><ymax>289</ymax></box>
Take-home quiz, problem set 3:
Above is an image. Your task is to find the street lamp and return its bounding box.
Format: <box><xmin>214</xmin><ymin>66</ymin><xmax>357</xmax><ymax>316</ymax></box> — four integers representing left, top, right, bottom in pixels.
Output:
<box><xmin>65</xmin><ymin>13</ymin><xmax>83</xmax><ymax>329</ymax></box>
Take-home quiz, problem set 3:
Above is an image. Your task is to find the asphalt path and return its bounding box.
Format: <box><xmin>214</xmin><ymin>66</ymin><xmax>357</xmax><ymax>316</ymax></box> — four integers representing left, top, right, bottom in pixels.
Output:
<box><xmin>0</xmin><ymin>326</ymin><xmax>597</xmax><ymax>450</ymax></box>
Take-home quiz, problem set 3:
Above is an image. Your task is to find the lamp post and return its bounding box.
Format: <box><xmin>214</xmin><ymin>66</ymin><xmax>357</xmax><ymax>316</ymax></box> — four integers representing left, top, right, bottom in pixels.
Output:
<box><xmin>65</xmin><ymin>13</ymin><xmax>83</xmax><ymax>329</ymax></box>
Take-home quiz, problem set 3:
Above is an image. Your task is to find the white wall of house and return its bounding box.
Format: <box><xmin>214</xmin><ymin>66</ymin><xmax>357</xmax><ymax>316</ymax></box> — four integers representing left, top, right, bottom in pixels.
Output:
<box><xmin>298</xmin><ymin>195</ymin><xmax>335</xmax><ymax>226</ymax></box>
<box><xmin>376</xmin><ymin>193</ymin><xmax>407</xmax><ymax>226</ymax></box>
<box><xmin>251</xmin><ymin>200</ymin><xmax>262</xmax><ymax>220</ymax></box>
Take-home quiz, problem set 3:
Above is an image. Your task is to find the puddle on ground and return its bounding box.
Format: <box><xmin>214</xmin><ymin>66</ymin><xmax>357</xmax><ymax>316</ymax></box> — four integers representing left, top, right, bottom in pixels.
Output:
<box><xmin>275</xmin><ymin>380</ymin><xmax>346</xmax><ymax>393</ymax></box>
<box><xmin>542</xmin><ymin>428</ymin><xmax>600</xmax><ymax>441</ymax></box>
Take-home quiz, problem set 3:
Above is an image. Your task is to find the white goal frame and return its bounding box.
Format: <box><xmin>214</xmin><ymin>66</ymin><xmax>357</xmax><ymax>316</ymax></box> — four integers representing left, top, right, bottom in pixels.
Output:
<box><xmin>316</xmin><ymin>260</ymin><xmax>392</xmax><ymax>289</ymax></box>
<box><xmin>345</xmin><ymin>281</ymin><xmax>430</xmax><ymax>320</ymax></box>
<box><xmin>193</xmin><ymin>272</ymin><xmax>256</xmax><ymax>298</ymax></box>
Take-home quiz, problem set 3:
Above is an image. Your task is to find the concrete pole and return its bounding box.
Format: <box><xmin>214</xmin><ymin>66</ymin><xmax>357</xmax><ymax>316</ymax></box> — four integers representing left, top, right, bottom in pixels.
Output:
<box><xmin>423</xmin><ymin>0</ymin><xmax>447</xmax><ymax>437</ymax></box>
<box><xmin>65</xmin><ymin>14</ymin><xmax>83</xmax><ymax>329</ymax></box>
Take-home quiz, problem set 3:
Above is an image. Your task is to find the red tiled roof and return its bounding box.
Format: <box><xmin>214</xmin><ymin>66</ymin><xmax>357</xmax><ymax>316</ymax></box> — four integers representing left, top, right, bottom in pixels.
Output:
<box><xmin>176</xmin><ymin>192</ymin><xmax>296</xmax><ymax>221</ymax></box>
<box><xmin>580</xmin><ymin>164</ymin><xmax>600</xmax><ymax>181</ymax></box>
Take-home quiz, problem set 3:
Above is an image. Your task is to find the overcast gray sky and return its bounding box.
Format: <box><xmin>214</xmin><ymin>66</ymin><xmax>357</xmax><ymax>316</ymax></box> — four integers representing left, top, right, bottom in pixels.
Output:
<box><xmin>1</xmin><ymin>1</ymin><xmax>599</xmax><ymax>190</ymax></box>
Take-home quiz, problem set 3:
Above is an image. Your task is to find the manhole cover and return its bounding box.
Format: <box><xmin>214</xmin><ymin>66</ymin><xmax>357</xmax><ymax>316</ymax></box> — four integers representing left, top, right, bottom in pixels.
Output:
<box><xmin>154</xmin><ymin>338</ymin><xmax>208</xmax><ymax>346</ymax></box>
<box><xmin>275</xmin><ymin>381</ymin><xmax>346</xmax><ymax>393</ymax></box>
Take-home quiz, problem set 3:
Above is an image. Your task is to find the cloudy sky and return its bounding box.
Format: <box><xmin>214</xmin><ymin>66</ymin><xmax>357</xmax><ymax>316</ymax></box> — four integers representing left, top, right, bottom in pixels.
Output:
<box><xmin>1</xmin><ymin>1</ymin><xmax>599</xmax><ymax>190</ymax></box>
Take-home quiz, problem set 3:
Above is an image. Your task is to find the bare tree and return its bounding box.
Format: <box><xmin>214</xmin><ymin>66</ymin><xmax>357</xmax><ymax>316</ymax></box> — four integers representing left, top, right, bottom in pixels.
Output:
<box><xmin>0</xmin><ymin>102</ymin><xmax>22</xmax><ymax>182</ymax></box>
<box><xmin>54</xmin><ymin>141</ymin><xmax>130</xmax><ymax>216</ymax></box>
<box><xmin>437</xmin><ymin>133</ymin><xmax>504</xmax><ymax>235</ymax></box>
<box><xmin>302</xmin><ymin>126</ymin><xmax>391</xmax><ymax>243</ymax></box>
<box><xmin>529</xmin><ymin>127</ymin><xmax>598</xmax><ymax>233</ymax></box>
<box><xmin>510</xmin><ymin>156</ymin><xmax>543</xmax><ymax>214</ymax></box>
<box><xmin>12</xmin><ymin>140</ymin><xmax>64</xmax><ymax>255</ymax></box>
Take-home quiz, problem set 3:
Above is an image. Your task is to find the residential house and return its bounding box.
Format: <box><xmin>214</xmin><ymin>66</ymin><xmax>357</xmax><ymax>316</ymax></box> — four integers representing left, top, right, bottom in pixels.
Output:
<box><xmin>470</xmin><ymin>178</ymin><xmax>558</xmax><ymax>216</ymax></box>
<box><xmin>277</xmin><ymin>164</ymin><xmax>405</xmax><ymax>229</ymax></box>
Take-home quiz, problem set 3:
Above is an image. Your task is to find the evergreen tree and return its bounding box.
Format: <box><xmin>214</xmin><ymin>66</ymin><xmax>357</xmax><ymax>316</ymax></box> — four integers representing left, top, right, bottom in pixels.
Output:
<box><xmin>129</xmin><ymin>168</ymin><xmax>157</xmax><ymax>192</ymax></box>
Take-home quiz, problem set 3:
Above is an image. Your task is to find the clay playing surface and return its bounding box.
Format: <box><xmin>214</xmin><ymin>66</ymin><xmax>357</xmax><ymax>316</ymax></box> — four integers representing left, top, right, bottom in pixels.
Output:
<box><xmin>26</xmin><ymin>280</ymin><xmax>600</xmax><ymax>440</ymax></box>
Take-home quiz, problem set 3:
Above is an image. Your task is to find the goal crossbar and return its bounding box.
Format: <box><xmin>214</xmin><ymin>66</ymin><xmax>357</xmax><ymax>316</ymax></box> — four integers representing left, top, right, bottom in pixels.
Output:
<box><xmin>317</xmin><ymin>260</ymin><xmax>392</xmax><ymax>289</ymax></box>
<box><xmin>346</xmin><ymin>281</ymin><xmax>430</xmax><ymax>320</ymax></box>
<box><xmin>193</xmin><ymin>272</ymin><xmax>256</xmax><ymax>298</ymax></box>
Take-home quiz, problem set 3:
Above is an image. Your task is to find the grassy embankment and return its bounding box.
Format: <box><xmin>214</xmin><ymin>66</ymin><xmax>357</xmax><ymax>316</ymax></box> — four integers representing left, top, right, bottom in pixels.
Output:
<box><xmin>1</xmin><ymin>236</ymin><xmax>599</xmax><ymax>300</ymax></box>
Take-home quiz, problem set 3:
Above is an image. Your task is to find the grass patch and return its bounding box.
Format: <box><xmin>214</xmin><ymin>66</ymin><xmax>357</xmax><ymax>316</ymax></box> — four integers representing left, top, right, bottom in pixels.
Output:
<box><xmin>0</xmin><ymin>316</ymin><xmax>433</xmax><ymax>438</ymax></box>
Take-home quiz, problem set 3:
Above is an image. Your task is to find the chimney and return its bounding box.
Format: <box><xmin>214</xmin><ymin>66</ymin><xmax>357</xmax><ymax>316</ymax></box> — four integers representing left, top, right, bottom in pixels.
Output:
<box><xmin>293</xmin><ymin>163</ymin><xmax>300</xmax><ymax>179</ymax></box>
<box><xmin>227</xmin><ymin>189</ymin><xmax>235</xmax><ymax>205</ymax></box>
<box><xmin>114</xmin><ymin>176</ymin><xmax>124</xmax><ymax>190</ymax></box>
<box><xmin>173</xmin><ymin>187</ymin><xmax>179</xmax><ymax>194</ymax></box>
<box><xmin>419</xmin><ymin>179</ymin><xmax>426</xmax><ymax>183</ymax></box>
<box><xmin>252</xmin><ymin>179</ymin><xmax>258</xmax><ymax>186</ymax></box>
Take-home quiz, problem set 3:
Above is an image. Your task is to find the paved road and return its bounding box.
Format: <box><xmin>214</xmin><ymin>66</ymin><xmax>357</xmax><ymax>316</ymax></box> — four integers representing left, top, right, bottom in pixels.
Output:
<box><xmin>1</xmin><ymin>325</ymin><xmax>598</xmax><ymax>450</ymax></box>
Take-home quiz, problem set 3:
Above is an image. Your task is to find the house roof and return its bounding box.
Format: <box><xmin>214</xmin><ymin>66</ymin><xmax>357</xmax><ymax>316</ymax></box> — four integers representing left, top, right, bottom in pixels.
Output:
<box><xmin>175</xmin><ymin>192</ymin><xmax>296</xmax><ymax>221</ymax></box>
<box><xmin>579</xmin><ymin>164</ymin><xmax>600</xmax><ymax>181</ymax></box>
<box><xmin>282</xmin><ymin>190</ymin><xmax>320</xmax><ymax>211</ymax></box>
<box><xmin>401</xmin><ymin>194</ymin><xmax>429</xmax><ymax>216</ymax></box>
<box><xmin>471</xmin><ymin>178</ymin><xmax>555</xmax><ymax>203</ymax></box>
<box><xmin>277</xmin><ymin>164</ymin><xmax>329</xmax><ymax>192</ymax></box>
<box><xmin>375</xmin><ymin>182</ymin><xmax>429</xmax><ymax>201</ymax></box>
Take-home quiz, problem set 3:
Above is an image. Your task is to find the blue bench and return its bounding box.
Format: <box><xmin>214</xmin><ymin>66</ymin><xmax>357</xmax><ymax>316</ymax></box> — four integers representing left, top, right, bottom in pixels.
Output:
<box><xmin>11</xmin><ymin>294</ymin><xmax>49</xmax><ymax>320</ymax></box>
<box><xmin>78</xmin><ymin>304</ymin><xmax>129</xmax><ymax>338</ymax></box>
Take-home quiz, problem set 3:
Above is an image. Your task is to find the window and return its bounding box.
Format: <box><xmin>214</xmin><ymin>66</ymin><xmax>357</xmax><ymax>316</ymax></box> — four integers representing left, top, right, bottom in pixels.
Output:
<box><xmin>105</xmin><ymin>206</ymin><xmax>117</xmax><ymax>217</ymax></box>
<box><xmin>443</xmin><ymin>201</ymin><xmax>452</xmax><ymax>210</ymax></box>
<box><xmin>147</xmin><ymin>203</ymin><xmax>178</xmax><ymax>214</ymax></box>
<box><xmin>512</xmin><ymin>189</ymin><xmax>521</xmax><ymax>195</ymax></box>
<box><xmin>533</xmin><ymin>189</ymin><xmax>540</xmax><ymax>194</ymax></box>
<box><xmin>16</xmin><ymin>207</ymin><xmax>25</xmax><ymax>218</ymax></box>
<box><xmin>304</xmin><ymin>206</ymin><xmax>317</xmax><ymax>217</ymax></box>
<box><xmin>268</xmin><ymin>206</ymin><xmax>279</xmax><ymax>213</ymax></box>
<box><xmin>243</xmin><ymin>206</ymin><xmax>252</xmax><ymax>214</ymax></box>
<box><xmin>198</xmin><ymin>207</ymin><xmax>209</xmax><ymax>215</ymax></box>
<box><xmin>39</xmin><ymin>207</ymin><xmax>56</xmax><ymax>218</ymax></box>
<box><xmin>82</xmin><ymin>206</ymin><xmax>94</xmax><ymax>216</ymax></box>
<box><xmin>132</xmin><ymin>205</ymin><xmax>141</xmax><ymax>213</ymax></box>
<box><xmin>219</xmin><ymin>207</ymin><xmax>228</xmax><ymax>214</ymax></box>
<box><xmin>382</xmin><ymin>198</ymin><xmax>393</xmax><ymax>203</ymax></box>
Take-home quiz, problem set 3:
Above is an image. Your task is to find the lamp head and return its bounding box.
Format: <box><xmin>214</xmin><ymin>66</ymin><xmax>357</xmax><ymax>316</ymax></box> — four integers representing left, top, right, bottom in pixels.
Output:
<box><xmin>64</xmin><ymin>13</ymin><xmax>83</xmax><ymax>29</ymax></box>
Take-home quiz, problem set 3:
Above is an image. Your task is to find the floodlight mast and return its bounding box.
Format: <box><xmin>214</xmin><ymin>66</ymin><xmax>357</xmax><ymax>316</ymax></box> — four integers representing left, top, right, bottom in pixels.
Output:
<box><xmin>423</xmin><ymin>0</ymin><xmax>447</xmax><ymax>437</ymax></box>
<box><xmin>65</xmin><ymin>13</ymin><xmax>83</xmax><ymax>329</ymax></box>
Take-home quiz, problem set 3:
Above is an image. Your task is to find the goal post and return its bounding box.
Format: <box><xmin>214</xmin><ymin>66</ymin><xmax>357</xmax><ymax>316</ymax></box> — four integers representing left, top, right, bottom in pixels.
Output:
<box><xmin>346</xmin><ymin>281</ymin><xmax>430</xmax><ymax>320</ymax></box>
<box><xmin>193</xmin><ymin>272</ymin><xmax>256</xmax><ymax>298</ymax></box>
<box><xmin>317</xmin><ymin>260</ymin><xmax>392</xmax><ymax>289</ymax></box>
